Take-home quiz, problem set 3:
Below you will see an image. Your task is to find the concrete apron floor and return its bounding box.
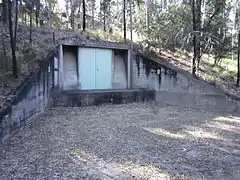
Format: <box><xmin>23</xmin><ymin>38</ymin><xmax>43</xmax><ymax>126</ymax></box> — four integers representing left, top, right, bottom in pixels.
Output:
<box><xmin>0</xmin><ymin>102</ymin><xmax>239</xmax><ymax>180</ymax></box>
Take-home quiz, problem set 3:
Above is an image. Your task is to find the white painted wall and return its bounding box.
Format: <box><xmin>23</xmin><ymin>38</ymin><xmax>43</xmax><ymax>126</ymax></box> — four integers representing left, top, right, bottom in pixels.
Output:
<box><xmin>63</xmin><ymin>50</ymin><xmax>78</xmax><ymax>90</ymax></box>
<box><xmin>113</xmin><ymin>54</ymin><xmax>127</xmax><ymax>89</ymax></box>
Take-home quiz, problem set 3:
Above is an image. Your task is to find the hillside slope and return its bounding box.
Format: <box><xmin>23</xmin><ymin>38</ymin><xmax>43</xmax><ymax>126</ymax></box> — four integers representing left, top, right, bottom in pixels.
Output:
<box><xmin>1</xmin><ymin>25</ymin><xmax>240</xmax><ymax>110</ymax></box>
<box><xmin>0</xmin><ymin>25</ymin><xmax>74</xmax><ymax>109</ymax></box>
<box><xmin>0</xmin><ymin>25</ymin><xmax>129</xmax><ymax>110</ymax></box>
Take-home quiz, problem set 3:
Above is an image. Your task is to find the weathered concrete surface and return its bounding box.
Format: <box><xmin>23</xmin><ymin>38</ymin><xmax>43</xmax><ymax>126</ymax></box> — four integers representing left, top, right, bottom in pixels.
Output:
<box><xmin>132</xmin><ymin>55</ymin><xmax>223</xmax><ymax>94</ymax></box>
<box><xmin>0</xmin><ymin>103</ymin><xmax>239</xmax><ymax>180</ymax></box>
<box><xmin>0</xmin><ymin>55</ymin><xmax>55</xmax><ymax>142</ymax></box>
<box><xmin>156</xmin><ymin>91</ymin><xmax>240</xmax><ymax>113</ymax></box>
<box><xmin>132</xmin><ymin>55</ymin><xmax>240</xmax><ymax>112</ymax></box>
<box><xmin>58</xmin><ymin>38</ymin><xmax>130</xmax><ymax>50</ymax></box>
<box><xmin>63</xmin><ymin>46</ymin><xmax>78</xmax><ymax>90</ymax></box>
<box><xmin>51</xmin><ymin>89</ymin><xmax>155</xmax><ymax>107</ymax></box>
<box><xmin>112</xmin><ymin>53</ymin><xmax>127</xmax><ymax>89</ymax></box>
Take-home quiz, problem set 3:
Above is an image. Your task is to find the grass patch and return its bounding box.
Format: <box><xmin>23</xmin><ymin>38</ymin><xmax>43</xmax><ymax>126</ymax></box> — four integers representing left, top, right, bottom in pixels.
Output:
<box><xmin>73</xmin><ymin>29</ymin><xmax>128</xmax><ymax>43</ymax></box>
<box><xmin>201</xmin><ymin>54</ymin><xmax>237</xmax><ymax>79</ymax></box>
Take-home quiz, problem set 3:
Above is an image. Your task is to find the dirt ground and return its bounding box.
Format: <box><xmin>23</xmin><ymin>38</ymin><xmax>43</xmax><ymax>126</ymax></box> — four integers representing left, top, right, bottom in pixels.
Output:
<box><xmin>0</xmin><ymin>102</ymin><xmax>239</xmax><ymax>180</ymax></box>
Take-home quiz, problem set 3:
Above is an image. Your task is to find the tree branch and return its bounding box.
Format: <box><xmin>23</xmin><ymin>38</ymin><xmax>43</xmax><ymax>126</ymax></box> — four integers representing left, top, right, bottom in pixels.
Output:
<box><xmin>202</xmin><ymin>7</ymin><xmax>221</xmax><ymax>31</ymax></box>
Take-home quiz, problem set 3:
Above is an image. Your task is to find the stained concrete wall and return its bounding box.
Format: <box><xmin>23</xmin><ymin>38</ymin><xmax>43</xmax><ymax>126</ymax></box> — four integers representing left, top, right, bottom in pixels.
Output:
<box><xmin>0</xmin><ymin>53</ymin><xmax>55</xmax><ymax>142</ymax></box>
<box><xmin>52</xmin><ymin>89</ymin><xmax>155</xmax><ymax>107</ymax></box>
<box><xmin>112</xmin><ymin>53</ymin><xmax>127</xmax><ymax>89</ymax></box>
<box><xmin>132</xmin><ymin>55</ymin><xmax>240</xmax><ymax>112</ymax></box>
<box><xmin>63</xmin><ymin>46</ymin><xmax>78</xmax><ymax>90</ymax></box>
<box><xmin>132</xmin><ymin>55</ymin><xmax>223</xmax><ymax>94</ymax></box>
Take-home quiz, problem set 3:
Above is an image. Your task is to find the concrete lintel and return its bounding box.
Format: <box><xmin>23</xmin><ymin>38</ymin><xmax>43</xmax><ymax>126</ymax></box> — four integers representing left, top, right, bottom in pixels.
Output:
<box><xmin>58</xmin><ymin>39</ymin><xmax>130</xmax><ymax>50</ymax></box>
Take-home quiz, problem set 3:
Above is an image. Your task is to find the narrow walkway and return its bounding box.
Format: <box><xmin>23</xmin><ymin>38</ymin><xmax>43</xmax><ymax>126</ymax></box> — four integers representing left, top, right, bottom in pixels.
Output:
<box><xmin>0</xmin><ymin>102</ymin><xmax>239</xmax><ymax>180</ymax></box>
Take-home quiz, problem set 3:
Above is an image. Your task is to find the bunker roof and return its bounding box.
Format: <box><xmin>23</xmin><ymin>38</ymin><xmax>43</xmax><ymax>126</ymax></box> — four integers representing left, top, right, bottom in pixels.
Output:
<box><xmin>57</xmin><ymin>38</ymin><xmax>130</xmax><ymax>50</ymax></box>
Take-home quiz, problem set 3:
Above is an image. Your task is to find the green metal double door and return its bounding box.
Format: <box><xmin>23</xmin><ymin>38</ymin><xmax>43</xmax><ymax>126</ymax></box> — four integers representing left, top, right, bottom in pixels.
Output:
<box><xmin>78</xmin><ymin>48</ymin><xmax>112</xmax><ymax>90</ymax></box>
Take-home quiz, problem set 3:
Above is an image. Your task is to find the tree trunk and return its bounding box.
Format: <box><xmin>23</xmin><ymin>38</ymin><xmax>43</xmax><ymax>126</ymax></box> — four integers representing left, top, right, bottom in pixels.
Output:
<box><xmin>237</xmin><ymin>31</ymin><xmax>240</xmax><ymax>87</ymax></box>
<box><xmin>192</xmin><ymin>0</ymin><xmax>197</xmax><ymax>76</ymax></box>
<box><xmin>8</xmin><ymin>0</ymin><xmax>18</xmax><ymax>78</ymax></box>
<box><xmin>2</xmin><ymin>33</ymin><xmax>8</xmax><ymax>70</ymax></box>
<box><xmin>71</xmin><ymin>10</ymin><xmax>75</xmax><ymax>30</ymax></box>
<box><xmin>48</xmin><ymin>5</ymin><xmax>52</xmax><ymax>29</ymax></box>
<box><xmin>232</xmin><ymin>1</ymin><xmax>238</xmax><ymax>61</ymax></box>
<box><xmin>14</xmin><ymin>0</ymin><xmax>18</xmax><ymax>39</ymax></box>
<box><xmin>29</xmin><ymin>11</ymin><xmax>32</xmax><ymax>44</ymax></box>
<box><xmin>82</xmin><ymin>0</ymin><xmax>86</xmax><ymax>31</ymax></box>
<box><xmin>146</xmin><ymin>0</ymin><xmax>149</xmax><ymax>34</ymax></box>
<box><xmin>2</xmin><ymin>0</ymin><xmax>8</xmax><ymax>23</ymax></box>
<box><xmin>103</xmin><ymin>2</ymin><xmax>106</xmax><ymax>32</ymax></box>
<box><xmin>35</xmin><ymin>0</ymin><xmax>40</xmax><ymax>27</ymax></box>
<box><xmin>192</xmin><ymin>0</ymin><xmax>201</xmax><ymax>76</ymax></box>
<box><xmin>129</xmin><ymin>0</ymin><xmax>133</xmax><ymax>44</ymax></box>
<box><xmin>123</xmin><ymin>0</ymin><xmax>126</xmax><ymax>40</ymax></box>
<box><xmin>107</xmin><ymin>2</ymin><xmax>110</xmax><ymax>31</ymax></box>
<box><xmin>24</xmin><ymin>11</ymin><xmax>27</xmax><ymax>24</ymax></box>
<box><xmin>99</xmin><ymin>2</ymin><xmax>102</xmax><ymax>29</ymax></box>
<box><xmin>91</xmin><ymin>1</ymin><xmax>95</xmax><ymax>28</ymax></box>
<box><xmin>195</xmin><ymin>0</ymin><xmax>201</xmax><ymax>69</ymax></box>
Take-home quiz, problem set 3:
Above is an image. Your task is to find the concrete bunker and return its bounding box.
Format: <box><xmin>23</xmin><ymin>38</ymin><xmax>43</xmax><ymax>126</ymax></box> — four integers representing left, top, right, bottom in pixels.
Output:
<box><xmin>58</xmin><ymin>39</ymin><xmax>130</xmax><ymax>91</ymax></box>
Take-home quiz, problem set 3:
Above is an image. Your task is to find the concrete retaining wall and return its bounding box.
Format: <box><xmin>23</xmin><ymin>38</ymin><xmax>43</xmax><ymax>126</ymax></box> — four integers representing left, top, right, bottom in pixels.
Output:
<box><xmin>133</xmin><ymin>55</ymin><xmax>223</xmax><ymax>94</ymax></box>
<box><xmin>133</xmin><ymin>54</ymin><xmax>240</xmax><ymax>112</ymax></box>
<box><xmin>52</xmin><ymin>89</ymin><xmax>155</xmax><ymax>107</ymax></box>
<box><xmin>156</xmin><ymin>91</ymin><xmax>240</xmax><ymax>112</ymax></box>
<box><xmin>0</xmin><ymin>52</ymin><xmax>55</xmax><ymax>142</ymax></box>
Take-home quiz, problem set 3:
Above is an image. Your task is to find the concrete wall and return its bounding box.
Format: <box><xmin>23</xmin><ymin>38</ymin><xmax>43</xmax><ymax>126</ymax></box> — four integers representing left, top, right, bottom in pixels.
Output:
<box><xmin>0</xmin><ymin>53</ymin><xmax>55</xmax><ymax>142</ymax></box>
<box><xmin>52</xmin><ymin>89</ymin><xmax>155</xmax><ymax>107</ymax></box>
<box><xmin>63</xmin><ymin>46</ymin><xmax>78</xmax><ymax>90</ymax></box>
<box><xmin>112</xmin><ymin>52</ymin><xmax>127</xmax><ymax>89</ymax></box>
<box><xmin>132</xmin><ymin>55</ymin><xmax>240</xmax><ymax>112</ymax></box>
<box><xmin>132</xmin><ymin>55</ymin><xmax>223</xmax><ymax>94</ymax></box>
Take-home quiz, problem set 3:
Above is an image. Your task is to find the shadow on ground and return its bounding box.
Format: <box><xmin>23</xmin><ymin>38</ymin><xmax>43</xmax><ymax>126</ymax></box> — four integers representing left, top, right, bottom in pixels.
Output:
<box><xmin>0</xmin><ymin>102</ymin><xmax>239</xmax><ymax>180</ymax></box>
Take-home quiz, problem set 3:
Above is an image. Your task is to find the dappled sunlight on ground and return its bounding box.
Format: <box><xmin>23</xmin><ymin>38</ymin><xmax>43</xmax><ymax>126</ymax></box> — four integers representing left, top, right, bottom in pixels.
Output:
<box><xmin>185</xmin><ymin>127</ymin><xmax>227</xmax><ymax>141</ymax></box>
<box><xmin>0</xmin><ymin>103</ymin><xmax>239</xmax><ymax>179</ymax></box>
<box><xmin>143</xmin><ymin>127</ymin><xmax>187</xmax><ymax>140</ymax></box>
<box><xmin>71</xmin><ymin>149</ymin><xmax>172</xmax><ymax>180</ymax></box>
<box><xmin>214</xmin><ymin>116</ymin><xmax>240</xmax><ymax>124</ymax></box>
<box><xmin>207</xmin><ymin>121</ymin><xmax>240</xmax><ymax>134</ymax></box>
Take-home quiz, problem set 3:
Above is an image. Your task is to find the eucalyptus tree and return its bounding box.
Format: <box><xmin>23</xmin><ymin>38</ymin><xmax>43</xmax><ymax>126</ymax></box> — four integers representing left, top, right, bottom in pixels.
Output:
<box><xmin>82</xmin><ymin>0</ymin><xmax>86</xmax><ymax>30</ymax></box>
<box><xmin>123</xmin><ymin>0</ymin><xmax>126</xmax><ymax>39</ymax></box>
<box><xmin>192</xmin><ymin>0</ymin><xmax>201</xmax><ymax>76</ymax></box>
<box><xmin>87</xmin><ymin>0</ymin><xmax>96</xmax><ymax>28</ymax></box>
<box><xmin>24</xmin><ymin>0</ymin><xmax>35</xmax><ymax>43</ymax></box>
<box><xmin>1</xmin><ymin>0</ymin><xmax>8</xmax><ymax>23</ymax></box>
<box><xmin>100</xmin><ymin>0</ymin><xmax>111</xmax><ymax>32</ymax></box>
<box><xmin>8</xmin><ymin>0</ymin><xmax>18</xmax><ymax>78</ymax></box>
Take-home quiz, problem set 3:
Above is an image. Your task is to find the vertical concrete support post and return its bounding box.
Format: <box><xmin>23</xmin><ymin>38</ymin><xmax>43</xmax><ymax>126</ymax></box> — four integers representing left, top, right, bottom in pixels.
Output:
<box><xmin>54</xmin><ymin>57</ymin><xmax>58</xmax><ymax>87</ymax></box>
<box><xmin>127</xmin><ymin>49</ymin><xmax>131</xmax><ymax>89</ymax></box>
<box><xmin>58</xmin><ymin>45</ymin><xmax>64</xmax><ymax>89</ymax></box>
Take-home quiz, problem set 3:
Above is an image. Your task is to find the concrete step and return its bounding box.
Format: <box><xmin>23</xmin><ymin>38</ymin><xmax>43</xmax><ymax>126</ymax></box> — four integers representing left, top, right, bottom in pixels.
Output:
<box><xmin>156</xmin><ymin>91</ymin><xmax>240</xmax><ymax>113</ymax></box>
<box><xmin>51</xmin><ymin>89</ymin><xmax>156</xmax><ymax>107</ymax></box>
